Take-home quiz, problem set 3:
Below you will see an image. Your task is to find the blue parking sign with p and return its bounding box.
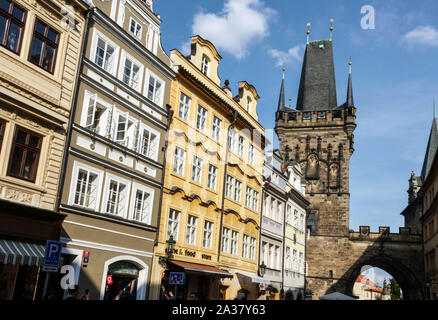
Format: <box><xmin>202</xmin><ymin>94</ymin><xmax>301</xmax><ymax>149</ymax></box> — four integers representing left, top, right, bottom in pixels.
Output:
<box><xmin>43</xmin><ymin>240</ymin><xmax>62</xmax><ymax>271</ymax></box>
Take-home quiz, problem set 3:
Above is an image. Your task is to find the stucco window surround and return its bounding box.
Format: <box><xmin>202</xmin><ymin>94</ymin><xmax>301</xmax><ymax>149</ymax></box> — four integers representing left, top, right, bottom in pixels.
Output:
<box><xmin>144</xmin><ymin>68</ymin><xmax>165</xmax><ymax>107</ymax></box>
<box><xmin>102</xmin><ymin>171</ymin><xmax>131</xmax><ymax>219</ymax></box>
<box><xmin>68</xmin><ymin>160</ymin><xmax>104</xmax><ymax>211</ymax></box>
<box><xmin>90</xmin><ymin>28</ymin><xmax>120</xmax><ymax>77</ymax></box>
<box><xmin>80</xmin><ymin>90</ymin><xmax>113</xmax><ymax>137</ymax></box>
<box><xmin>118</xmin><ymin>50</ymin><xmax>144</xmax><ymax>92</ymax></box>
<box><xmin>128</xmin><ymin>181</ymin><xmax>154</xmax><ymax>224</ymax></box>
<box><xmin>167</xmin><ymin>208</ymin><xmax>180</xmax><ymax>241</ymax></box>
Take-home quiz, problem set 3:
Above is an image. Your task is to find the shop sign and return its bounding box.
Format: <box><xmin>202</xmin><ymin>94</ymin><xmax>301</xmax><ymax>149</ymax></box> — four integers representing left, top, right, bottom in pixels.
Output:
<box><xmin>106</xmin><ymin>275</ymin><xmax>113</xmax><ymax>285</ymax></box>
<box><xmin>83</xmin><ymin>251</ymin><xmax>90</xmax><ymax>263</ymax></box>
<box><xmin>201</xmin><ymin>254</ymin><xmax>211</xmax><ymax>260</ymax></box>
<box><xmin>169</xmin><ymin>272</ymin><xmax>185</xmax><ymax>285</ymax></box>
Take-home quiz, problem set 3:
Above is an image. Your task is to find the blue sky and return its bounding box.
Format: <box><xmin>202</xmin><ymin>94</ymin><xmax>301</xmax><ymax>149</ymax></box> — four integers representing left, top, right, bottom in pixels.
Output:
<box><xmin>154</xmin><ymin>0</ymin><xmax>438</xmax><ymax>233</ymax></box>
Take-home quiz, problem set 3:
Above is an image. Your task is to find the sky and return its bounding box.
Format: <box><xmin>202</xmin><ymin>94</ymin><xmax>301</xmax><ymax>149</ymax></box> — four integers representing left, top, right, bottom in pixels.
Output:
<box><xmin>154</xmin><ymin>0</ymin><xmax>438</xmax><ymax>233</ymax></box>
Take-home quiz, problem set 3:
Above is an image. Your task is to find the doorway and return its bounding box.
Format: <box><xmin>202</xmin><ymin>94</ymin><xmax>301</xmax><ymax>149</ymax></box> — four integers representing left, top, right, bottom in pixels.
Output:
<box><xmin>104</xmin><ymin>261</ymin><xmax>139</xmax><ymax>300</ymax></box>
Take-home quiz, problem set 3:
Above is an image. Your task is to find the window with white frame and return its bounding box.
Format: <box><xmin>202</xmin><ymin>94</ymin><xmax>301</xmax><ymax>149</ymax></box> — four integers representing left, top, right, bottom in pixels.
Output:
<box><xmin>234</xmin><ymin>180</ymin><xmax>242</xmax><ymax>203</ymax></box>
<box><xmin>228</xmin><ymin>129</ymin><xmax>236</xmax><ymax>151</ymax></box>
<box><xmin>225</xmin><ymin>175</ymin><xmax>234</xmax><ymax>199</ymax></box>
<box><xmin>238</xmin><ymin>135</ymin><xmax>244</xmax><ymax>157</ymax></box>
<box><xmin>186</xmin><ymin>215</ymin><xmax>198</xmax><ymax>245</ymax></box>
<box><xmin>196</xmin><ymin>105</ymin><xmax>207</xmax><ymax>132</ymax></box>
<box><xmin>167</xmin><ymin>209</ymin><xmax>180</xmax><ymax>241</ymax></box>
<box><xmin>113</xmin><ymin>112</ymin><xmax>135</xmax><ymax>147</ymax></box>
<box><xmin>252</xmin><ymin>190</ymin><xmax>259</xmax><ymax>212</ymax></box>
<box><xmin>286</xmin><ymin>205</ymin><xmax>292</xmax><ymax>224</ymax></box>
<box><xmin>129</xmin><ymin>17</ymin><xmax>142</xmax><ymax>40</ymax></box>
<box><xmin>121</xmin><ymin>55</ymin><xmax>142</xmax><ymax>91</ymax></box>
<box><xmin>207</xmin><ymin>164</ymin><xmax>217</xmax><ymax>190</ymax></box>
<box><xmin>231</xmin><ymin>230</ymin><xmax>238</xmax><ymax>256</ymax></box>
<box><xmin>221</xmin><ymin>227</ymin><xmax>230</xmax><ymax>253</ymax></box>
<box><xmin>146</xmin><ymin>71</ymin><xmax>164</xmax><ymax>106</ymax></box>
<box><xmin>178</xmin><ymin>92</ymin><xmax>190</xmax><ymax>121</ymax></box>
<box><xmin>173</xmin><ymin>146</ymin><xmax>185</xmax><ymax>176</ymax></box>
<box><xmin>246</xmin><ymin>97</ymin><xmax>251</xmax><ymax>112</ymax></box>
<box><xmin>84</xmin><ymin>94</ymin><xmax>107</xmax><ymax>134</ymax></box>
<box><xmin>242</xmin><ymin>234</ymin><xmax>249</xmax><ymax>259</ymax></box>
<box><xmin>286</xmin><ymin>246</ymin><xmax>291</xmax><ymax>270</ymax></box>
<box><xmin>248</xmin><ymin>144</ymin><xmax>254</xmax><ymax>165</ymax></box>
<box><xmin>245</xmin><ymin>186</ymin><xmax>253</xmax><ymax>209</ymax></box>
<box><xmin>191</xmin><ymin>155</ymin><xmax>202</xmax><ymax>184</ymax></box>
<box><xmin>212</xmin><ymin>116</ymin><xmax>221</xmax><ymax>141</ymax></box>
<box><xmin>93</xmin><ymin>31</ymin><xmax>118</xmax><ymax>75</ymax></box>
<box><xmin>73</xmin><ymin>169</ymin><xmax>99</xmax><ymax>209</ymax></box>
<box><xmin>203</xmin><ymin>221</ymin><xmax>213</xmax><ymax>249</ymax></box>
<box><xmin>300</xmin><ymin>213</ymin><xmax>304</xmax><ymax>231</ymax></box>
<box><xmin>138</xmin><ymin>125</ymin><xmax>158</xmax><ymax>160</ymax></box>
<box><xmin>275</xmin><ymin>246</ymin><xmax>280</xmax><ymax>270</ymax></box>
<box><xmin>201</xmin><ymin>55</ymin><xmax>209</xmax><ymax>76</ymax></box>
<box><xmin>294</xmin><ymin>209</ymin><xmax>299</xmax><ymax>228</ymax></box>
<box><xmin>104</xmin><ymin>176</ymin><xmax>129</xmax><ymax>217</ymax></box>
<box><xmin>293</xmin><ymin>249</ymin><xmax>297</xmax><ymax>271</ymax></box>
<box><xmin>131</xmin><ymin>184</ymin><xmax>153</xmax><ymax>224</ymax></box>
<box><xmin>250</xmin><ymin>237</ymin><xmax>256</xmax><ymax>260</ymax></box>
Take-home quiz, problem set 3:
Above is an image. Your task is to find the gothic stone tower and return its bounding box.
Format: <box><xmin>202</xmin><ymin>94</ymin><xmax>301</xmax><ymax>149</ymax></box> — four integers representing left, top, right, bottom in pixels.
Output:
<box><xmin>275</xmin><ymin>39</ymin><xmax>357</xmax><ymax>297</ymax></box>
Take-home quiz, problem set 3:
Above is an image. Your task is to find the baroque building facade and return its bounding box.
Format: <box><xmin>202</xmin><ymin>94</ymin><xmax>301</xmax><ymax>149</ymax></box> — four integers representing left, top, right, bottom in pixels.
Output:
<box><xmin>57</xmin><ymin>0</ymin><xmax>175</xmax><ymax>300</ymax></box>
<box><xmin>0</xmin><ymin>0</ymin><xmax>87</xmax><ymax>300</ymax></box>
<box><xmin>150</xmin><ymin>35</ymin><xmax>266</xmax><ymax>300</ymax></box>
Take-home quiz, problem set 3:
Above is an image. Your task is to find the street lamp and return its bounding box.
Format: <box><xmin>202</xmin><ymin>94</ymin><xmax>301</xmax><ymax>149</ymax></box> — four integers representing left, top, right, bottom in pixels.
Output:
<box><xmin>159</xmin><ymin>235</ymin><xmax>176</xmax><ymax>266</ymax></box>
<box><xmin>259</xmin><ymin>261</ymin><xmax>267</xmax><ymax>277</ymax></box>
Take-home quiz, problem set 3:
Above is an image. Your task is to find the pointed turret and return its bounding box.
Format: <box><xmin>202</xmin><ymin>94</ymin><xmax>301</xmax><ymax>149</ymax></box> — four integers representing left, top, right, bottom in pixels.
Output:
<box><xmin>277</xmin><ymin>68</ymin><xmax>286</xmax><ymax>112</ymax></box>
<box><xmin>421</xmin><ymin>98</ymin><xmax>438</xmax><ymax>181</ymax></box>
<box><xmin>346</xmin><ymin>61</ymin><xmax>354</xmax><ymax>107</ymax></box>
<box><xmin>296</xmin><ymin>39</ymin><xmax>338</xmax><ymax>111</ymax></box>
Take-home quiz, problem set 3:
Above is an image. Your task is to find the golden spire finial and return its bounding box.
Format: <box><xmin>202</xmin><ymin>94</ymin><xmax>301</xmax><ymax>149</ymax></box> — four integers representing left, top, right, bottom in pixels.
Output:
<box><xmin>329</xmin><ymin>18</ymin><xmax>334</xmax><ymax>40</ymax></box>
<box><xmin>306</xmin><ymin>23</ymin><xmax>311</xmax><ymax>44</ymax></box>
<box><xmin>282</xmin><ymin>67</ymin><xmax>285</xmax><ymax>79</ymax></box>
<box><xmin>348</xmin><ymin>57</ymin><xmax>352</xmax><ymax>74</ymax></box>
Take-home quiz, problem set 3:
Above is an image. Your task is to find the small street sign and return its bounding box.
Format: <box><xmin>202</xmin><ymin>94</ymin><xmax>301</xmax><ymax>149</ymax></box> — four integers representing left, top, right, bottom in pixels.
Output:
<box><xmin>83</xmin><ymin>251</ymin><xmax>90</xmax><ymax>263</ymax></box>
<box><xmin>106</xmin><ymin>275</ymin><xmax>113</xmax><ymax>285</ymax></box>
<box><xmin>169</xmin><ymin>272</ymin><xmax>185</xmax><ymax>285</ymax></box>
<box><xmin>43</xmin><ymin>240</ymin><xmax>63</xmax><ymax>273</ymax></box>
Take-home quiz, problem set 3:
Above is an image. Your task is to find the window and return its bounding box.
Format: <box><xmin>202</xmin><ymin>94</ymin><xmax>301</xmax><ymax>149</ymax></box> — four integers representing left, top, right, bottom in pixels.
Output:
<box><xmin>207</xmin><ymin>164</ymin><xmax>217</xmax><ymax>190</ymax></box>
<box><xmin>191</xmin><ymin>155</ymin><xmax>202</xmax><ymax>183</ymax></box>
<box><xmin>0</xmin><ymin>119</ymin><xmax>6</xmax><ymax>152</ymax></box>
<box><xmin>293</xmin><ymin>249</ymin><xmax>297</xmax><ymax>271</ymax></box>
<box><xmin>252</xmin><ymin>190</ymin><xmax>259</xmax><ymax>212</ymax></box>
<box><xmin>122</xmin><ymin>56</ymin><xmax>142</xmax><ymax>91</ymax></box>
<box><xmin>246</xmin><ymin>97</ymin><xmax>251</xmax><ymax>112</ymax></box>
<box><xmin>212</xmin><ymin>116</ymin><xmax>221</xmax><ymax>140</ymax></box>
<box><xmin>139</xmin><ymin>126</ymin><xmax>158</xmax><ymax>160</ymax></box>
<box><xmin>228</xmin><ymin>129</ymin><xmax>236</xmax><ymax>151</ymax></box>
<box><xmin>221</xmin><ymin>227</ymin><xmax>230</xmax><ymax>253</ymax></box>
<box><xmin>93</xmin><ymin>32</ymin><xmax>117</xmax><ymax>74</ymax></box>
<box><xmin>8</xmin><ymin>127</ymin><xmax>42</xmax><ymax>182</ymax></box>
<box><xmin>317</xmin><ymin>111</ymin><xmax>326</xmax><ymax>119</ymax></box>
<box><xmin>237</xmin><ymin>135</ymin><xmax>244</xmax><ymax>157</ymax></box>
<box><xmin>302</xmin><ymin>112</ymin><xmax>311</xmax><ymax>120</ymax></box>
<box><xmin>203</xmin><ymin>221</ymin><xmax>213</xmax><ymax>249</ymax></box>
<box><xmin>234</xmin><ymin>180</ymin><xmax>242</xmax><ymax>203</ymax></box>
<box><xmin>105</xmin><ymin>178</ymin><xmax>128</xmax><ymax>217</ymax></box>
<box><xmin>300</xmin><ymin>213</ymin><xmax>304</xmax><ymax>230</ymax></box>
<box><xmin>245</xmin><ymin>187</ymin><xmax>253</xmax><ymax>209</ymax></box>
<box><xmin>114</xmin><ymin>112</ymin><xmax>135</xmax><ymax>147</ymax></box>
<box><xmin>167</xmin><ymin>209</ymin><xmax>180</xmax><ymax>241</ymax></box>
<box><xmin>286</xmin><ymin>247</ymin><xmax>291</xmax><ymax>270</ymax></box>
<box><xmin>73</xmin><ymin>169</ymin><xmax>99</xmax><ymax>209</ymax></box>
<box><xmin>231</xmin><ymin>231</ymin><xmax>238</xmax><ymax>256</ymax></box>
<box><xmin>250</xmin><ymin>237</ymin><xmax>256</xmax><ymax>260</ymax></box>
<box><xmin>242</xmin><ymin>235</ymin><xmax>249</xmax><ymax>259</ymax></box>
<box><xmin>201</xmin><ymin>55</ymin><xmax>209</xmax><ymax>75</ymax></box>
<box><xmin>196</xmin><ymin>105</ymin><xmax>207</xmax><ymax>132</ymax></box>
<box><xmin>131</xmin><ymin>185</ymin><xmax>153</xmax><ymax>224</ymax></box>
<box><xmin>129</xmin><ymin>17</ymin><xmax>142</xmax><ymax>39</ymax></box>
<box><xmin>84</xmin><ymin>94</ymin><xmax>107</xmax><ymax>134</ymax></box>
<box><xmin>178</xmin><ymin>92</ymin><xmax>190</xmax><ymax>121</ymax></box>
<box><xmin>225</xmin><ymin>175</ymin><xmax>234</xmax><ymax>199</ymax></box>
<box><xmin>29</xmin><ymin>19</ymin><xmax>59</xmax><ymax>73</ymax></box>
<box><xmin>294</xmin><ymin>209</ymin><xmax>299</xmax><ymax>228</ymax></box>
<box><xmin>286</xmin><ymin>205</ymin><xmax>292</xmax><ymax>224</ymax></box>
<box><xmin>146</xmin><ymin>72</ymin><xmax>164</xmax><ymax>106</ymax></box>
<box><xmin>173</xmin><ymin>146</ymin><xmax>185</xmax><ymax>176</ymax></box>
<box><xmin>248</xmin><ymin>144</ymin><xmax>254</xmax><ymax>165</ymax></box>
<box><xmin>0</xmin><ymin>0</ymin><xmax>26</xmax><ymax>54</ymax></box>
<box><xmin>186</xmin><ymin>215</ymin><xmax>198</xmax><ymax>245</ymax></box>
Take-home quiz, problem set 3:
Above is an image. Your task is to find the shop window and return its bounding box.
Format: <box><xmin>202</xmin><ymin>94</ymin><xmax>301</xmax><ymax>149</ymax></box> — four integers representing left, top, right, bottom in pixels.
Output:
<box><xmin>7</xmin><ymin>126</ymin><xmax>42</xmax><ymax>182</ymax></box>
<box><xmin>28</xmin><ymin>19</ymin><xmax>59</xmax><ymax>73</ymax></box>
<box><xmin>0</xmin><ymin>0</ymin><xmax>26</xmax><ymax>54</ymax></box>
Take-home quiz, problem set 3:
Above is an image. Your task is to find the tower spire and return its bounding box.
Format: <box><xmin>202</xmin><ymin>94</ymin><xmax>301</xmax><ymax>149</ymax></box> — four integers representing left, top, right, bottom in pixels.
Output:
<box><xmin>329</xmin><ymin>19</ymin><xmax>334</xmax><ymax>41</ymax></box>
<box><xmin>346</xmin><ymin>60</ymin><xmax>354</xmax><ymax>107</ymax></box>
<box><xmin>277</xmin><ymin>67</ymin><xmax>286</xmax><ymax>112</ymax></box>
<box><xmin>306</xmin><ymin>23</ymin><xmax>311</xmax><ymax>44</ymax></box>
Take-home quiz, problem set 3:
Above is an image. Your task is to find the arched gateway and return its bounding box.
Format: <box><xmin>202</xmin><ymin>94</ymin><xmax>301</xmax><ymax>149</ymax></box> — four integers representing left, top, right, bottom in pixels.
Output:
<box><xmin>275</xmin><ymin>38</ymin><xmax>425</xmax><ymax>299</ymax></box>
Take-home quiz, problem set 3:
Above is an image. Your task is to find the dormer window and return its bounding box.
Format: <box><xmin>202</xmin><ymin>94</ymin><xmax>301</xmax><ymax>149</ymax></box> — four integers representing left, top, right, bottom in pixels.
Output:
<box><xmin>317</xmin><ymin>111</ymin><xmax>326</xmax><ymax>119</ymax></box>
<box><xmin>201</xmin><ymin>55</ymin><xmax>209</xmax><ymax>76</ymax></box>
<box><xmin>303</xmin><ymin>112</ymin><xmax>311</xmax><ymax>120</ymax></box>
<box><xmin>129</xmin><ymin>18</ymin><xmax>142</xmax><ymax>40</ymax></box>
<box><xmin>246</xmin><ymin>97</ymin><xmax>251</xmax><ymax>112</ymax></box>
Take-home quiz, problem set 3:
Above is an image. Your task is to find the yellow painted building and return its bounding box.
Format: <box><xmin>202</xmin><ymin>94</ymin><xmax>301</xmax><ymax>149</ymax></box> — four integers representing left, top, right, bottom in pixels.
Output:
<box><xmin>150</xmin><ymin>35</ymin><xmax>266</xmax><ymax>300</ymax></box>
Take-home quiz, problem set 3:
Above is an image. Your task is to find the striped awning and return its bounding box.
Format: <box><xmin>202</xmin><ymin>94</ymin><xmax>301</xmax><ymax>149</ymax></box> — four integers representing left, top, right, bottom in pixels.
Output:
<box><xmin>0</xmin><ymin>240</ymin><xmax>45</xmax><ymax>266</ymax></box>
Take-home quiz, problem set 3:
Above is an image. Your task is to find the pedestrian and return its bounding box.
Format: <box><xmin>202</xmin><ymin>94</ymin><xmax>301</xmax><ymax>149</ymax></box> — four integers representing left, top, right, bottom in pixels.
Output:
<box><xmin>79</xmin><ymin>289</ymin><xmax>90</xmax><ymax>300</ymax></box>
<box><xmin>65</xmin><ymin>286</ymin><xmax>79</xmax><ymax>300</ymax></box>
<box><xmin>168</xmin><ymin>290</ymin><xmax>176</xmax><ymax>300</ymax></box>
<box><xmin>114</xmin><ymin>290</ymin><xmax>123</xmax><ymax>300</ymax></box>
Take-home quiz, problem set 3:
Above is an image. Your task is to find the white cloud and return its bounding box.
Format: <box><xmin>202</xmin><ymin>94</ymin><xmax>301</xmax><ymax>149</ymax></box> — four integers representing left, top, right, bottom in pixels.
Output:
<box><xmin>191</xmin><ymin>0</ymin><xmax>275</xmax><ymax>59</ymax></box>
<box><xmin>268</xmin><ymin>45</ymin><xmax>304</xmax><ymax>67</ymax></box>
<box><xmin>400</xmin><ymin>25</ymin><xmax>438</xmax><ymax>47</ymax></box>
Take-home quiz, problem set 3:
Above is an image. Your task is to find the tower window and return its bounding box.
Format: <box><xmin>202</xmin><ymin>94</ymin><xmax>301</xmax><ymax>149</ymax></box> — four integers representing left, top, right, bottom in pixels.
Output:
<box><xmin>303</xmin><ymin>112</ymin><xmax>311</xmax><ymax>120</ymax></box>
<box><xmin>288</xmin><ymin>113</ymin><xmax>297</xmax><ymax>121</ymax></box>
<box><xmin>317</xmin><ymin>111</ymin><xmax>326</xmax><ymax>119</ymax></box>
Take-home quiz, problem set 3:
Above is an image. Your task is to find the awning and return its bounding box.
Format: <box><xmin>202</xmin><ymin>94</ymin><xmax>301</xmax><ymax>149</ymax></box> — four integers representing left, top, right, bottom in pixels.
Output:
<box><xmin>169</xmin><ymin>260</ymin><xmax>233</xmax><ymax>278</ymax></box>
<box><xmin>0</xmin><ymin>240</ymin><xmax>45</xmax><ymax>266</ymax></box>
<box><xmin>235</xmin><ymin>271</ymin><xmax>269</xmax><ymax>284</ymax></box>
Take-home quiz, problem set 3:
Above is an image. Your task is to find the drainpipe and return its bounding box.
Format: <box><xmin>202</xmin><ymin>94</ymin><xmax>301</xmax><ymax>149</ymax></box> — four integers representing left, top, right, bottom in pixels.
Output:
<box><xmin>55</xmin><ymin>9</ymin><xmax>92</xmax><ymax>212</ymax></box>
<box><xmin>154</xmin><ymin>104</ymin><xmax>174</xmax><ymax>246</ymax></box>
<box><xmin>217</xmin><ymin>110</ymin><xmax>238</xmax><ymax>262</ymax></box>
<box><xmin>281</xmin><ymin>190</ymin><xmax>287</xmax><ymax>299</ymax></box>
<box><xmin>258</xmin><ymin>180</ymin><xmax>265</xmax><ymax>298</ymax></box>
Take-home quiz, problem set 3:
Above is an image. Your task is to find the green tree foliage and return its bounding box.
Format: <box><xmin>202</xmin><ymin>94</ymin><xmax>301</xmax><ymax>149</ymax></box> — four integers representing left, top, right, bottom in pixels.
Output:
<box><xmin>390</xmin><ymin>278</ymin><xmax>401</xmax><ymax>300</ymax></box>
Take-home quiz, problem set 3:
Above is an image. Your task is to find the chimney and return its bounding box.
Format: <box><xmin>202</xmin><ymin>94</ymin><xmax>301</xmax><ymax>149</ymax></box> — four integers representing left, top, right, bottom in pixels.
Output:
<box><xmin>222</xmin><ymin>79</ymin><xmax>232</xmax><ymax>98</ymax></box>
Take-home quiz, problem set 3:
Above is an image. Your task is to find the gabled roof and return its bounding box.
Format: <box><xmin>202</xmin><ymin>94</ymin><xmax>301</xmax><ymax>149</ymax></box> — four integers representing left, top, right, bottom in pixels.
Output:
<box><xmin>296</xmin><ymin>39</ymin><xmax>338</xmax><ymax>111</ymax></box>
<box><xmin>421</xmin><ymin>118</ymin><xmax>438</xmax><ymax>181</ymax></box>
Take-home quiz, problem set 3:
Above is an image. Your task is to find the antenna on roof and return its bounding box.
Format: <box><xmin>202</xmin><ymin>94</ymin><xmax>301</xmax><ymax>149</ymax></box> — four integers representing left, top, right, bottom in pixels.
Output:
<box><xmin>329</xmin><ymin>19</ymin><xmax>334</xmax><ymax>41</ymax></box>
<box><xmin>306</xmin><ymin>23</ymin><xmax>311</xmax><ymax>44</ymax></box>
